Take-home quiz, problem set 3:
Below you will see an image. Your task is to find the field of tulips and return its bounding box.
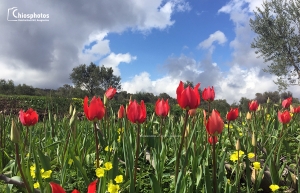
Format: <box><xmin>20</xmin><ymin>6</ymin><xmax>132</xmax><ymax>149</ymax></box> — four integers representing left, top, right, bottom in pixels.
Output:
<box><xmin>0</xmin><ymin>81</ymin><xmax>300</xmax><ymax>193</ymax></box>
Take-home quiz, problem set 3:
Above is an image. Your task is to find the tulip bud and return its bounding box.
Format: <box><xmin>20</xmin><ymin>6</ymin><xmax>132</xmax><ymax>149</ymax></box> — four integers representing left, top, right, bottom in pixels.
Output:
<box><xmin>180</xmin><ymin>116</ymin><xmax>184</xmax><ymax>124</ymax></box>
<box><xmin>69</xmin><ymin>108</ymin><xmax>77</xmax><ymax>127</ymax></box>
<box><xmin>257</xmin><ymin>105</ymin><xmax>261</xmax><ymax>111</ymax></box>
<box><xmin>267</xmin><ymin>97</ymin><xmax>271</xmax><ymax>104</ymax></box>
<box><xmin>69</xmin><ymin>104</ymin><xmax>73</xmax><ymax>115</ymax></box>
<box><xmin>290</xmin><ymin>105</ymin><xmax>294</xmax><ymax>113</ymax></box>
<box><xmin>235</xmin><ymin>139</ymin><xmax>241</xmax><ymax>150</ymax></box>
<box><xmin>11</xmin><ymin>120</ymin><xmax>20</xmax><ymax>144</ymax></box>
<box><xmin>103</xmin><ymin>94</ymin><xmax>108</xmax><ymax>106</ymax></box>
<box><xmin>208</xmin><ymin>136</ymin><xmax>218</xmax><ymax>144</ymax></box>
<box><xmin>246</xmin><ymin>112</ymin><xmax>252</xmax><ymax>120</ymax></box>
<box><xmin>118</xmin><ymin>105</ymin><xmax>125</xmax><ymax>119</ymax></box>
<box><xmin>251</xmin><ymin>132</ymin><xmax>256</xmax><ymax>147</ymax></box>
<box><xmin>188</xmin><ymin>109</ymin><xmax>197</xmax><ymax>117</ymax></box>
<box><xmin>129</xmin><ymin>95</ymin><xmax>132</xmax><ymax>104</ymax></box>
<box><xmin>184</xmin><ymin>124</ymin><xmax>189</xmax><ymax>137</ymax></box>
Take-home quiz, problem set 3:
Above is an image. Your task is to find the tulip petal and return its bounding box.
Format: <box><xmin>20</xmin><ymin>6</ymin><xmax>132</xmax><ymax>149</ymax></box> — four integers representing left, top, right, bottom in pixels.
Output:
<box><xmin>84</xmin><ymin>96</ymin><xmax>89</xmax><ymax>120</ymax></box>
<box><xmin>87</xmin><ymin>179</ymin><xmax>98</xmax><ymax>193</ymax></box>
<box><xmin>194</xmin><ymin>83</ymin><xmax>201</xmax><ymax>105</ymax></box>
<box><xmin>176</xmin><ymin>81</ymin><xmax>184</xmax><ymax>104</ymax></box>
<box><xmin>49</xmin><ymin>182</ymin><xmax>66</xmax><ymax>193</ymax></box>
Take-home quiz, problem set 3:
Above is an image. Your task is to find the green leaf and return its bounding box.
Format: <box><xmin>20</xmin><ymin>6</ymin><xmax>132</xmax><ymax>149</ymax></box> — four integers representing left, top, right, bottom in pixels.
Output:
<box><xmin>37</xmin><ymin>148</ymin><xmax>51</xmax><ymax>171</ymax></box>
<box><xmin>70</xmin><ymin>152</ymin><xmax>89</xmax><ymax>186</ymax></box>
<box><xmin>149</xmin><ymin>173</ymin><xmax>162</xmax><ymax>193</ymax></box>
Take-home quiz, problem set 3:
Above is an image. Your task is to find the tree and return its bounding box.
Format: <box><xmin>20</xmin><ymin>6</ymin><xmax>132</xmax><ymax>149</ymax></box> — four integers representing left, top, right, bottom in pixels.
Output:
<box><xmin>250</xmin><ymin>0</ymin><xmax>300</xmax><ymax>90</ymax></box>
<box><xmin>69</xmin><ymin>63</ymin><xmax>121</xmax><ymax>96</ymax></box>
<box><xmin>0</xmin><ymin>79</ymin><xmax>15</xmax><ymax>95</ymax></box>
<box><xmin>15</xmin><ymin>84</ymin><xmax>35</xmax><ymax>95</ymax></box>
<box><xmin>239</xmin><ymin>97</ymin><xmax>250</xmax><ymax>113</ymax></box>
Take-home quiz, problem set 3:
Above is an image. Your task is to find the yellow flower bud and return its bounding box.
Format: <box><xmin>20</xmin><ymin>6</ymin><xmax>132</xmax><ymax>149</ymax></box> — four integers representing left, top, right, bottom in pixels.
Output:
<box><xmin>184</xmin><ymin>124</ymin><xmax>189</xmax><ymax>137</ymax></box>
<box><xmin>10</xmin><ymin>120</ymin><xmax>20</xmax><ymax>144</ymax></box>
<box><xmin>235</xmin><ymin>139</ymin><xmax>241</xmax><ymax>151</ymax></box>
<box><xmin>246</xmin><ymin>112</ymin><xmax>252</xmax><ymax>120</ymax></box>
<box><xmin>252</xmin><ymin>132</ymin><xmax>256</xmax><ymax>147</ymax></box>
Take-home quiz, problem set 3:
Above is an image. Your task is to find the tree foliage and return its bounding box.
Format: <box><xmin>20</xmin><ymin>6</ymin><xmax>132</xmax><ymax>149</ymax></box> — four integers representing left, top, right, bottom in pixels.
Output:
<box><xmin>250</xmin><ymin>0</ymin><xmax>300</xmax><ymax>90</ymax></box>
<box><xmin>69</xmin><ymin>63</ymin><xmax>121</xmax><ymax>96</ymax></box>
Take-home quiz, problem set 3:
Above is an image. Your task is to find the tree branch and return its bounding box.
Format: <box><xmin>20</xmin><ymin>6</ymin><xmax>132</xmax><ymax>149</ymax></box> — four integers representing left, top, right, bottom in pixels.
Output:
<box><xmin>0</xmin><ymin>174</ymin><xmax>40</xmax><ymax>193</ymax></box>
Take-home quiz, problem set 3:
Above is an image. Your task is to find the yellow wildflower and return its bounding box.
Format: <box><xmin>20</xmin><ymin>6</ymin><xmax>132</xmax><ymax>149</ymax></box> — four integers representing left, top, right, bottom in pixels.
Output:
<box><xmin>266</xmin><ymin>114</ymin><xmax>270</xmax><ymax>120</ymax></box>
<box><xmin>269</xmin><ymin>184</ymin><xmax>280</xmax><ymax>192</ymax></box>
<box><xmin>117</xmin><ymin>135</ymin><xmax>121</xmax><ymax>143</ymax></box>
<box><xmin>248</xmin><ymin>153</ymin><xmax>255</xmax><ymax>159</ymax></box>
<box><xmin>68</xmin><ymin>159</ymin><xmax>73</xmax><ymax>165</ymax></box>
<box><xmin>104</xmin><ymin>162</ymin><xmax>113</xmax><ymax>170</ymax></box>
<box><xmin>95</xmin><ymin>167</ymin><xmax>105</xmax><ymax>178</ymax></box>
<box><xmin>94</xmin><ymin>159</ymin><xmax>103</xmax><ymax>167</ymax></box>
<box><xmin>253</xmin><ymin>162</ymin><xmax>260</xmax><ymax>170</ymax></box>
<box><xmin>30</xmin><ymin>164</ymin><xmax>36</xmax><ymax>178</ymax></box>
<box><xmin>114</xmin><ymin>175</ymin><xmax>123</xmax><ymax>183</ymax></box>
<box><xmin>224</xmin><ymin>124</ymin><xmax>233</xmax><ymax>129</ymax></box>
<box><xmin>41</xmin><ymin>169</ymin><xmax>52</xmax><ymax>179</ymax></box>
<box><xmin>107</xmin><ymin>181</ymin><xmax>120</xmax><ymax>193</ymax></box>
<box><xmin>230</xmin><ymin>150</ymin><xmax>244</xmax><ymax>162</ymax></box>
<box><xmin>33</xmin><ymin>182</ymin><xmax>40</xmax><ymax>188</ymax></box>
<box><xmin>117</xmin><ymin>128</ymin><xmax>124</xmax><ymax>134</ymax></box>
<box><xmin>105</xmin><ymin>146</ymin><xmax>113</xmax><ymax>152</ymax></box>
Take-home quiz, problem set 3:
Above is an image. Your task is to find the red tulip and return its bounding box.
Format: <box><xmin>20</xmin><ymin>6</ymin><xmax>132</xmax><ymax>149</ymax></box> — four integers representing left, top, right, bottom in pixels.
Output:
<box><xmin>188</xmin><ymin>109</ymin><xmax>197</xmax><ymax>117</ymax></box>
<box><xmin>19</xmin><ymin>108</ymin><xmax>38</xmax><ymax>126</ymax></box>
<box><xmin>155</xmin><ymin>99</ymin><xmax>170</xmax><ymax>117</ymax></box>
<box><xmin>282</xmin><ymin>97</ymin><xmax>292</xmax><ymax>108</ymax></box>
<box><xmin>83</xmin><ymin>96</ymin><xmax>105</xmax><ymax>122</ymax></box>
<box><xmin>206</xmin><ymin>110</ymin><xmax>224</xmax><ymax>136</ymax></box>
<box><xmin>248</xmin><ymin>100</ymin><xmax>259</xmax><ymax>111</ymax></box>
<box><xmin>127</xmin><ymin>100</ymin><xmax>147</xmax><ymax>124</ymax></box>
<box><xmin>202</xmin><ymin>86</ymin><xmax>215</xmax><ymax>102</ymax></box>
<box><xmin>176</xmin><ymin>81</ymin><xmax>200</xmax><ymax>110</ymax></box>
<box><xmin>118</xmin><ymin>105</ymin><xmax>125</xmax><ymax>119</ymax></box>
<box><xmin>293</xmin><ymin>106</ymin><xmax>300</xmax><ymax>113</ymax></box>
<box><xmin>226</xmin><ymin>108</ymin><xmax>239</xmax><ymax>121</ymax></box>
<box><xmin>105</xmin><ymin>86</ymin><xmax>117</xmax><ymax>100</ymax></box>
<box><xmin>278</xmin><ymin>110</ymin><xmax>291</xmax><ymax>124</ymax></box>
<box><xmin>50</xmin><ymin>180</ymin><xmax>97</xmax><ymax>193</ymax></box>
<box><xmin>208</xmin><ymin>136</ymin><xmax>218</xmax><ymax>144</ymax></box>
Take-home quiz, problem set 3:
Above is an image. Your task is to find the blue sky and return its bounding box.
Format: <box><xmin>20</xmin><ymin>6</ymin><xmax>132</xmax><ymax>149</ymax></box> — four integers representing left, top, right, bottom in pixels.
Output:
<box><xmin>1</xmin><ymin>0</ymin><xmax>299</xmax><ymax>104</ymax></box>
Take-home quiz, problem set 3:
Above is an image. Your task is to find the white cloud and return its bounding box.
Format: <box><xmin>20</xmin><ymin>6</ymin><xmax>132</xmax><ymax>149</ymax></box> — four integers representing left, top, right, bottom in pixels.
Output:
<box><xmin>216</xmin><ymin>66</ymin><xmax>278</xmax><ymax>103</ymax></box>
<box><xmin>0</xmin><ymin>0</ymin><xmax>190</xmax><ymax>88</ymax></box>
<box><xmin>122</xmin><ymin>72</ymin><xmax>180</xmax><ymax>97</ymax></box>
<box><xmin>100</xmin><ymin>53</ymin><xmax>137</xmax><ymax>76</ymax></box>
<box><xmin>120</xmin><ymin>0</ymin><xmax>300</xmax><ymax>104</ymax></box>
<box><xmin>198</xmin><ymin>31</ymin><xmax>227</xmax><ymax>50</ymax></box>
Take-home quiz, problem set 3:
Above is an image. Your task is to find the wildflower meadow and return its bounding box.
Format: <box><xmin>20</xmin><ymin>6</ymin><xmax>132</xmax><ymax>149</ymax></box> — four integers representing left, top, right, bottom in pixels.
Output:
<box><xmin>0</xmin><ymin>81</ymin><xmax>300</xmax><ymax>193</ymax></box>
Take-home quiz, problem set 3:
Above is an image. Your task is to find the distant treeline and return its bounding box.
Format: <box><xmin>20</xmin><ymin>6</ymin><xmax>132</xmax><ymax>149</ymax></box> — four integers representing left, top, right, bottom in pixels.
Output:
<box><xmin>0</xmin><ymin>79</ymin><xmax>298</xmax><ymax>118</ymax></box>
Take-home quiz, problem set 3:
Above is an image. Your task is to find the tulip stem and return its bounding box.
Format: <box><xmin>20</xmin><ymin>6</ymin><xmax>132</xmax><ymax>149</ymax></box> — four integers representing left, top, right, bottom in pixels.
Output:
<box><xmin>212</xmin><ymin>136</ymin><xmax>217</xmax><ymax>193</ymax></box>
<box><xmin>23</xmin><ymin>126</ymin><xmax>29</xmax><ymax>152</ymax></box>
<box><xmin>227</xmin><ymin>122</ymin><xmax>234</xmax><ymax>147</ymax></box>
<box><xmin>134</xmin><ymin>124</ymin><xmax>141</xmax><ymax>189</ymax></box>
<box><xmin>160</xmin><ymin>117</ymin><xmax>163</xmax><ymax>143</ymax></box>
<box><xmin>237</xmin><ymin>149</ymin><xmax>240</xmax><ymax>193</ymax></box>
<box><xmin>175</xmin><ymin>110</ymin><xmax>189</xmax><ymax>183</ymax></box>
<box><xmin>15</xmin><ymin>143</ymin><xmax>32</xmax><ymax>193</ymax></box>
<box><xmin>93</xmin><ymin>122</ymin><xmax>100</xmax><ymax>168</ymax></box>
